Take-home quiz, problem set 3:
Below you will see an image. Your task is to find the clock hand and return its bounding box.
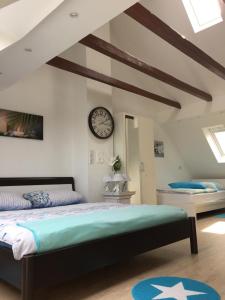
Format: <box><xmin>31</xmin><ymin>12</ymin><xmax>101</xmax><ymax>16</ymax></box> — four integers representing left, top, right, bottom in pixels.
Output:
<box><xmin>98</xmin><ymin>120</ymin><xmax>109</xmax><ymax>125</ymax></box>
<box><xmin>98</xmin><ymin>121</ymin><xmax>105</xmax><ymax>125</ymax></box>
<box><xmin>102</xmin><ymin>120</ymin><xmax>111</xmax><ymax>125</ymax></box>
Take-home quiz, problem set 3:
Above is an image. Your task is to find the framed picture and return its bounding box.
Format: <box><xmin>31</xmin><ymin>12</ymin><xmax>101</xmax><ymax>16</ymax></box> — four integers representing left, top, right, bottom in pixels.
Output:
<box><xmin>0</xmin><ymin>109</ymin><xmax>43</xmax><ymax>140</ymax></box>
<box><xmin>154</xmin><ymin>140</ymin><xmax>164</xmax><ymax>158</ymax></box>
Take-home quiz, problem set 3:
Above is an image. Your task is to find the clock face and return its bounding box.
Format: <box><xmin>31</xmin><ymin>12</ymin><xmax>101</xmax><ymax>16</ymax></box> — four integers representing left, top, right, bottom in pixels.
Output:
<box><xmin>88</xmin><ymin>107</ymin><xmax>114</xmax><ymax>139</ymax></box>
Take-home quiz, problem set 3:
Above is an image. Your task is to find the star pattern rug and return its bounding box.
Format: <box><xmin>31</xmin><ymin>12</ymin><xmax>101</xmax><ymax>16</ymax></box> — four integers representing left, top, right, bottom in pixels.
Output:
<box><xmin>132</xmin><ymin>277</ymin><xmax>220</xmax><ymax>300</ymax></box>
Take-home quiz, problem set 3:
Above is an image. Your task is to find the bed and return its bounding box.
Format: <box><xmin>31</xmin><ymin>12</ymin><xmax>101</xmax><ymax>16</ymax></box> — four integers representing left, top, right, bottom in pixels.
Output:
<box><xmin>0</xmin><ymin>177</ymin><xmax>198</xmax><ymax>300</ymax></box>
<box><xmin>157</xmin><ymin>179</ymin><xmax>225</xmax><ymax>217</ymax></box>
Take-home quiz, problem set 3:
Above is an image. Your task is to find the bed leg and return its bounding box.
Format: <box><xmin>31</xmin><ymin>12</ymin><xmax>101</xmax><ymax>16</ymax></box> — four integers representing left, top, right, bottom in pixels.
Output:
<box><xmin>189</xmin><ymin>217</ymin><xmax>198</xmax><ymax>254</ymax></box>
<box><xmin>21</xmin><ymin>257</ymin><xmax>34</xmax><ymax>300</ymax></box>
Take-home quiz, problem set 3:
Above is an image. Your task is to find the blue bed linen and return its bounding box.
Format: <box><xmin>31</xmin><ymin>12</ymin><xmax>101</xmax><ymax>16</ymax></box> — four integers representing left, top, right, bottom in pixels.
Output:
<box><xmin>17</xmin><ymin>205</ymin><xmax>187</xmax><ymax>253</ymax></box>
<box><xmin>169</xmin><ymin>181</ymin><xmax>207</xmax><ymax>189</ymax></box>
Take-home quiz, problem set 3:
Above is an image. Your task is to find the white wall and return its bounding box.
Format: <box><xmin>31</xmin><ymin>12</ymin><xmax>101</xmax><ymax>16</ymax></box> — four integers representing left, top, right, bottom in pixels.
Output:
<box><xmin>154</xmin><ymin>123</ymin><xmax>191</xmax><ymax>188</ymax></box>
<box><xmin>60</xmin><ymin>44</ymin><xmax>89</xmax><ymax>197</ymax></box>
<box><xmin>0</xmin><ymin>25</ymin><xmax>114</xmax><ymax>201</ymax></box>
<box><xmin>110</xmin><ymin>22</ymin><xmax>189</xmax><ymax>190</ymax></box>
<box><xmin>0</xmin><ymin>19</ymin><xmax>192</xmax><ymax>201</ymax></box>
<box><xmin>86</xmin><ymin>24</ymin><xmax>114</xmax><ymax>202</ymax></box>
<box><xmin>126</xmin><ymin>117</ymin><xmax>141</xmax><ymax>203</ymax></box>
<box><xmin>87</xmin><ymin>89</ymin><xmax>113</xmax><ymax>202</ymax></box>
<box><xmin>0</xmin><ymin>65</ymin><xmax>71</xmax><ymax>177</ymax></box>
<box><xmin>0</xmin><ymin>44</ymin><xmax>89</xmax><ymax>197</ymax></box>
<box><xmin>138</xmin><ymin>116</ymin><xmax>156</xmax><ymax>203</ymax></box>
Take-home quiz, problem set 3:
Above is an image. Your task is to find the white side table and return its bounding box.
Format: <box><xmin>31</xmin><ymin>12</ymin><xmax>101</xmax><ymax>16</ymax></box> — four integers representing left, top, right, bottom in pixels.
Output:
<box><xmin>103</xmin><ymin>191</ymin><xmax>136</xmax><ymax>204</ymax></box>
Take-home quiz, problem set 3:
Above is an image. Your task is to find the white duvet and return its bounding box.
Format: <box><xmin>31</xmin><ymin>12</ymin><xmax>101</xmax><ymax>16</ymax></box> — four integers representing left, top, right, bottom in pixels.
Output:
<box><xmin>0</xmin><ymin>203</ymin><xmax>126</xmax><ymax>260</ymax></box>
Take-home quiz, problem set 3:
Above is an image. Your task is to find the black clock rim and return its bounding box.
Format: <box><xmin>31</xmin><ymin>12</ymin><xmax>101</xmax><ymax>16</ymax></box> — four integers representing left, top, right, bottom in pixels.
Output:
<box><xmin>88</xmin><ymin>107</ymin><xmax>114</xmax><ymax>139</ymax></box>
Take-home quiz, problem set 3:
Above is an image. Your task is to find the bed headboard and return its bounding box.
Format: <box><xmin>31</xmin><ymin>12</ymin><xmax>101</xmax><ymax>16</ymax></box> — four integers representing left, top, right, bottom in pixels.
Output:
<box><xmin>0</xmin><ymin>177</ymin><xmax>75</xmax><ymax>191</ymax></box>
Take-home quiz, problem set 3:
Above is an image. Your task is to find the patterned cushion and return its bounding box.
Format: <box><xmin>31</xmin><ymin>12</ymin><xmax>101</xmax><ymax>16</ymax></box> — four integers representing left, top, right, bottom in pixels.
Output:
<box><xmin>0</xmin><ymin>192</ymin><xmax>32</xmax><ymax>211</ymax></box>
<box><xmin>23</xmin><ymin>191</ymin><xmax>52</xmax><ymax>208</ymax></box>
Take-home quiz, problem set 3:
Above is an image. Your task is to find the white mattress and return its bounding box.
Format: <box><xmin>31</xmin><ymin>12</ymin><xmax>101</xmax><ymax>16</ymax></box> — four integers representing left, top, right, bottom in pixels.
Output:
<box><xmin>0</xmin><ymin>202</ymin><xmax>126</xmax><ymax>260</ymax></box>
<box><xmin>157</xmin><ymin>188</ymin><xmax>215</xmax><ymax>195</ymax></box>
<box><xmin>158</xmin><ymin>190</ymin><xmax>225</xmax><ymax>204</ymax></box>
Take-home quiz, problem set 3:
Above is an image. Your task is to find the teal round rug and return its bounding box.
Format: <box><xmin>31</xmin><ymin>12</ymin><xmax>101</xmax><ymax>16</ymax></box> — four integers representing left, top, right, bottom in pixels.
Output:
<box><xmin>132</xmin><ymin>277</ymin><xmax>220</xmax><ymax>300</ymax></box>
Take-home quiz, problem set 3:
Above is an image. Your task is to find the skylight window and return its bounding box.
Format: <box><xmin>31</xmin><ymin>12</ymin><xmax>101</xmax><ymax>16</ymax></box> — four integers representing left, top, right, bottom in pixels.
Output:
<box><xmin>182</xmin><ymin>0</ymin><xmax>223</xmax><ymax>33</ymax></box>
<box><xmin>203</xmin><ymin>125</ymin><xmax>225</xmax><ymax>163</ymax></box>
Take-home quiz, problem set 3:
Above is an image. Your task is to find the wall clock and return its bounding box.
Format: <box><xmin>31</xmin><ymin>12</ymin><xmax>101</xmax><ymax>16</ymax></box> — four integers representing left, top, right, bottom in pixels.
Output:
<box><xmin>88</xmin><ymin>107</ymin><xmax>114</xmax><ymax>139</ymax></box>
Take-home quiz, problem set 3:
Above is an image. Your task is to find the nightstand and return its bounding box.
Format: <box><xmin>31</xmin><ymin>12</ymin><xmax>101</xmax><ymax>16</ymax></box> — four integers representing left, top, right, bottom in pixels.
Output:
<box><xmin>103</xmin><ymin>191</ymin><xmax>136</xmax><ymax>204</ymax></box>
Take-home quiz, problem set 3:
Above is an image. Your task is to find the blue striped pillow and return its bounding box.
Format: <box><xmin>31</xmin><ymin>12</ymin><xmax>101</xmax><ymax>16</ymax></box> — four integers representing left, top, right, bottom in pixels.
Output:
<box><xmin>0</xmin><ymin>192</ymin><xmax>32</xmax><ymax>211</ymax></box>
<box><xmin>48</xmin><ymin>190</ymin><xmax>84</xmax><ymax>206</ymax></box>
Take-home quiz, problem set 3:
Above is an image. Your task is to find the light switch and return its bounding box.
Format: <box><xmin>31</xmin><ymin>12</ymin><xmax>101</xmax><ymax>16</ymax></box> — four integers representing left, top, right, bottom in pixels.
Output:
<box><xmin>89</xmin><ymin>150</ymin><xmax>95</xmax><ymax>165</ymax></box>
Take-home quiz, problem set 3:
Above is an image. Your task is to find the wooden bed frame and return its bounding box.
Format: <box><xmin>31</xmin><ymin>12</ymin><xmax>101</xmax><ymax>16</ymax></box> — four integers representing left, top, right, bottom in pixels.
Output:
<box><xmin>0</xmin><ymin>177</ymin><xmax>198</xmax><ymax>300</ymax></box>
<box><xmin>157</xmin><ymin>188</ymin><xmax>225</xmax><ymax>217</ymax></box>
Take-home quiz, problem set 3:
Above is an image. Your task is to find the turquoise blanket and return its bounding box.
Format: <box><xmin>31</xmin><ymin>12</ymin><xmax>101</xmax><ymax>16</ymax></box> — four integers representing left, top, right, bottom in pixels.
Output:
<box><xmin>17</xmin><ymin>205</ymin><xmax>187</xmax><ymax>253</ymax></box>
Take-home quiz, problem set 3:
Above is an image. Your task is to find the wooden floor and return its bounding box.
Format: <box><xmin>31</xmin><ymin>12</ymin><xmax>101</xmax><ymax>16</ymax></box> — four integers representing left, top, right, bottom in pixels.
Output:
<box><xmin>1</xmin><ymin>214</ymin><xmax>225</xmax><ymax>299</ymax></box>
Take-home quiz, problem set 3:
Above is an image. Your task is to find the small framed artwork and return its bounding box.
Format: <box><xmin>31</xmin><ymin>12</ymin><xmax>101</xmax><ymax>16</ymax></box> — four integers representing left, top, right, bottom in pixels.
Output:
<box><xmin>0</xmin><ymin>109</ymin><xmax>43</xmax><ymax>140</ymax></box>
<box><xmin>154</xmin><ymin>140</ymin><xmax>164</xmax><ymax>158</ymax></box>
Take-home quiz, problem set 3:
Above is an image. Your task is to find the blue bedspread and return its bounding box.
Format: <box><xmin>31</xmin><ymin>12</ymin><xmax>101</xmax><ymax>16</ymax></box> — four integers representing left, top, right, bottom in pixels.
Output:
<box><xmin>17</xmin><ymin>205</ymin><xmax>187</xmax><ymax>253</ymax></box>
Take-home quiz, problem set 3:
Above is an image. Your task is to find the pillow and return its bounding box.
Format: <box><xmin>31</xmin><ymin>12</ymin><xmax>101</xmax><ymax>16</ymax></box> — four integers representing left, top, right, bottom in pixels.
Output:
<box><xmin>48</xmin><ymin>190</ymin><xmax>84</xmax><ymax>207</ymax></box>
<box><xmin>0</xmin><ymin>192</ymin><xmax>32</xmax><ymax>211</ymax></box>
<box><xmin>168</xmin><ymin>181</ymin><xmax>207</xmax><ymax>189</ymax></box>
<box><xmin>23</xmin><ymin>190</ymin><xmax>84</xmax><ymax>209</ymax></box>
<box><xmin>23</xmin><ymin>191</ymin><xmax>52</xmax><ymax>208</ymax></box>
<box><xmin>200</xmin><ymin>181</ymin><xmax>225</xmax><ymax>191</ymax></box>
<box><xmin>214</xmin><ymin>182</ymin><xmax>225</xmax><ymax>191</ymax></box>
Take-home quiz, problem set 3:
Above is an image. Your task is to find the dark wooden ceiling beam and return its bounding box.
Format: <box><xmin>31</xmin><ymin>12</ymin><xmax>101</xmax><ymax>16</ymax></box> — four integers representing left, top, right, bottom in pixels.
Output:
<box><xmin>125</xmin><ymin>3</ymin><xmax>225</xmax><ymax>80</ymax></box>
<box><xmin>80</xmin><ymin>34</ymin><xmax>212</xmax><ymax>102</ymax></box>
<box><xmin>47</xmin><ymin>56</ymin><xmax>181</xmax><ymax>109</ymax></box>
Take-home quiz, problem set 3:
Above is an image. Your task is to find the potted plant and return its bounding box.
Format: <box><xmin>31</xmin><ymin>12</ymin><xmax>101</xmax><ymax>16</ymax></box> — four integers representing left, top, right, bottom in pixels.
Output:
<box><xmin>110</xmin><ymin>155</ymin><xmax>122</xmax><ymax>173</ymax></box>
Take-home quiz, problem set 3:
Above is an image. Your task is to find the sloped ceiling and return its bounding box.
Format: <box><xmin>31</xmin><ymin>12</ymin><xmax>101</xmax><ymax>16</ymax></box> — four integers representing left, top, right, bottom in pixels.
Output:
<box><xmin>110</xmin><ymin>0</ymin><xmax>225</xmax><ymax>178</ymax></box>
<box><xmin>165</xmin><ymin>112</ymin><xmax>225</xmax><ymax>178</ymax></box>
<box><xmin>0</xmin><ymin>0</ymin><xmax>138</xmax><ymax>90</ymax></box>
<box><xmin>144</xmin><ymin>0</ymin><xmax>225</xmax><ymax>178</ymax></box>
<box><xmin>111</xmin><ymin>0</ymin><xmax>225</xmax><ymax>117</ymax></box>
<box><xmin>0</xmin><ymin>0</ymin><xmax>64</xmax><ymax>51</ymax></box>
<box><xmin>1</xmin><ymin>0</ymin><xmax>225</xmax><ymax>178</ymax></box>
<box><xmin>0</xmin><ymin>0</ymin><xmax>19</xmax><ymax>9</ymax></box>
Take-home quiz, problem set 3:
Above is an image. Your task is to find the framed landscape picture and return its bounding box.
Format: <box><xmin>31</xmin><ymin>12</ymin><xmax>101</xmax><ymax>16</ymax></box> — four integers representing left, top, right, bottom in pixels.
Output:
<box><xmin>0</xmin><ymin>109</ymin><xmax>43</xmax><ymax>140</ymax></box>
<box><xmin>154</xmin><ymin>140</ymin><xmax>164</xmax><ymax>158</ymax></box>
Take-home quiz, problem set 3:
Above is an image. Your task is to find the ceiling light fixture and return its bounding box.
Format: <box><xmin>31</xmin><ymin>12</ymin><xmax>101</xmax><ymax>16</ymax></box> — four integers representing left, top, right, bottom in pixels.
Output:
<box><xmin>70</xmin><ymin>12</ymin><xmax>79</xmax><ymax>18</ymax></box>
